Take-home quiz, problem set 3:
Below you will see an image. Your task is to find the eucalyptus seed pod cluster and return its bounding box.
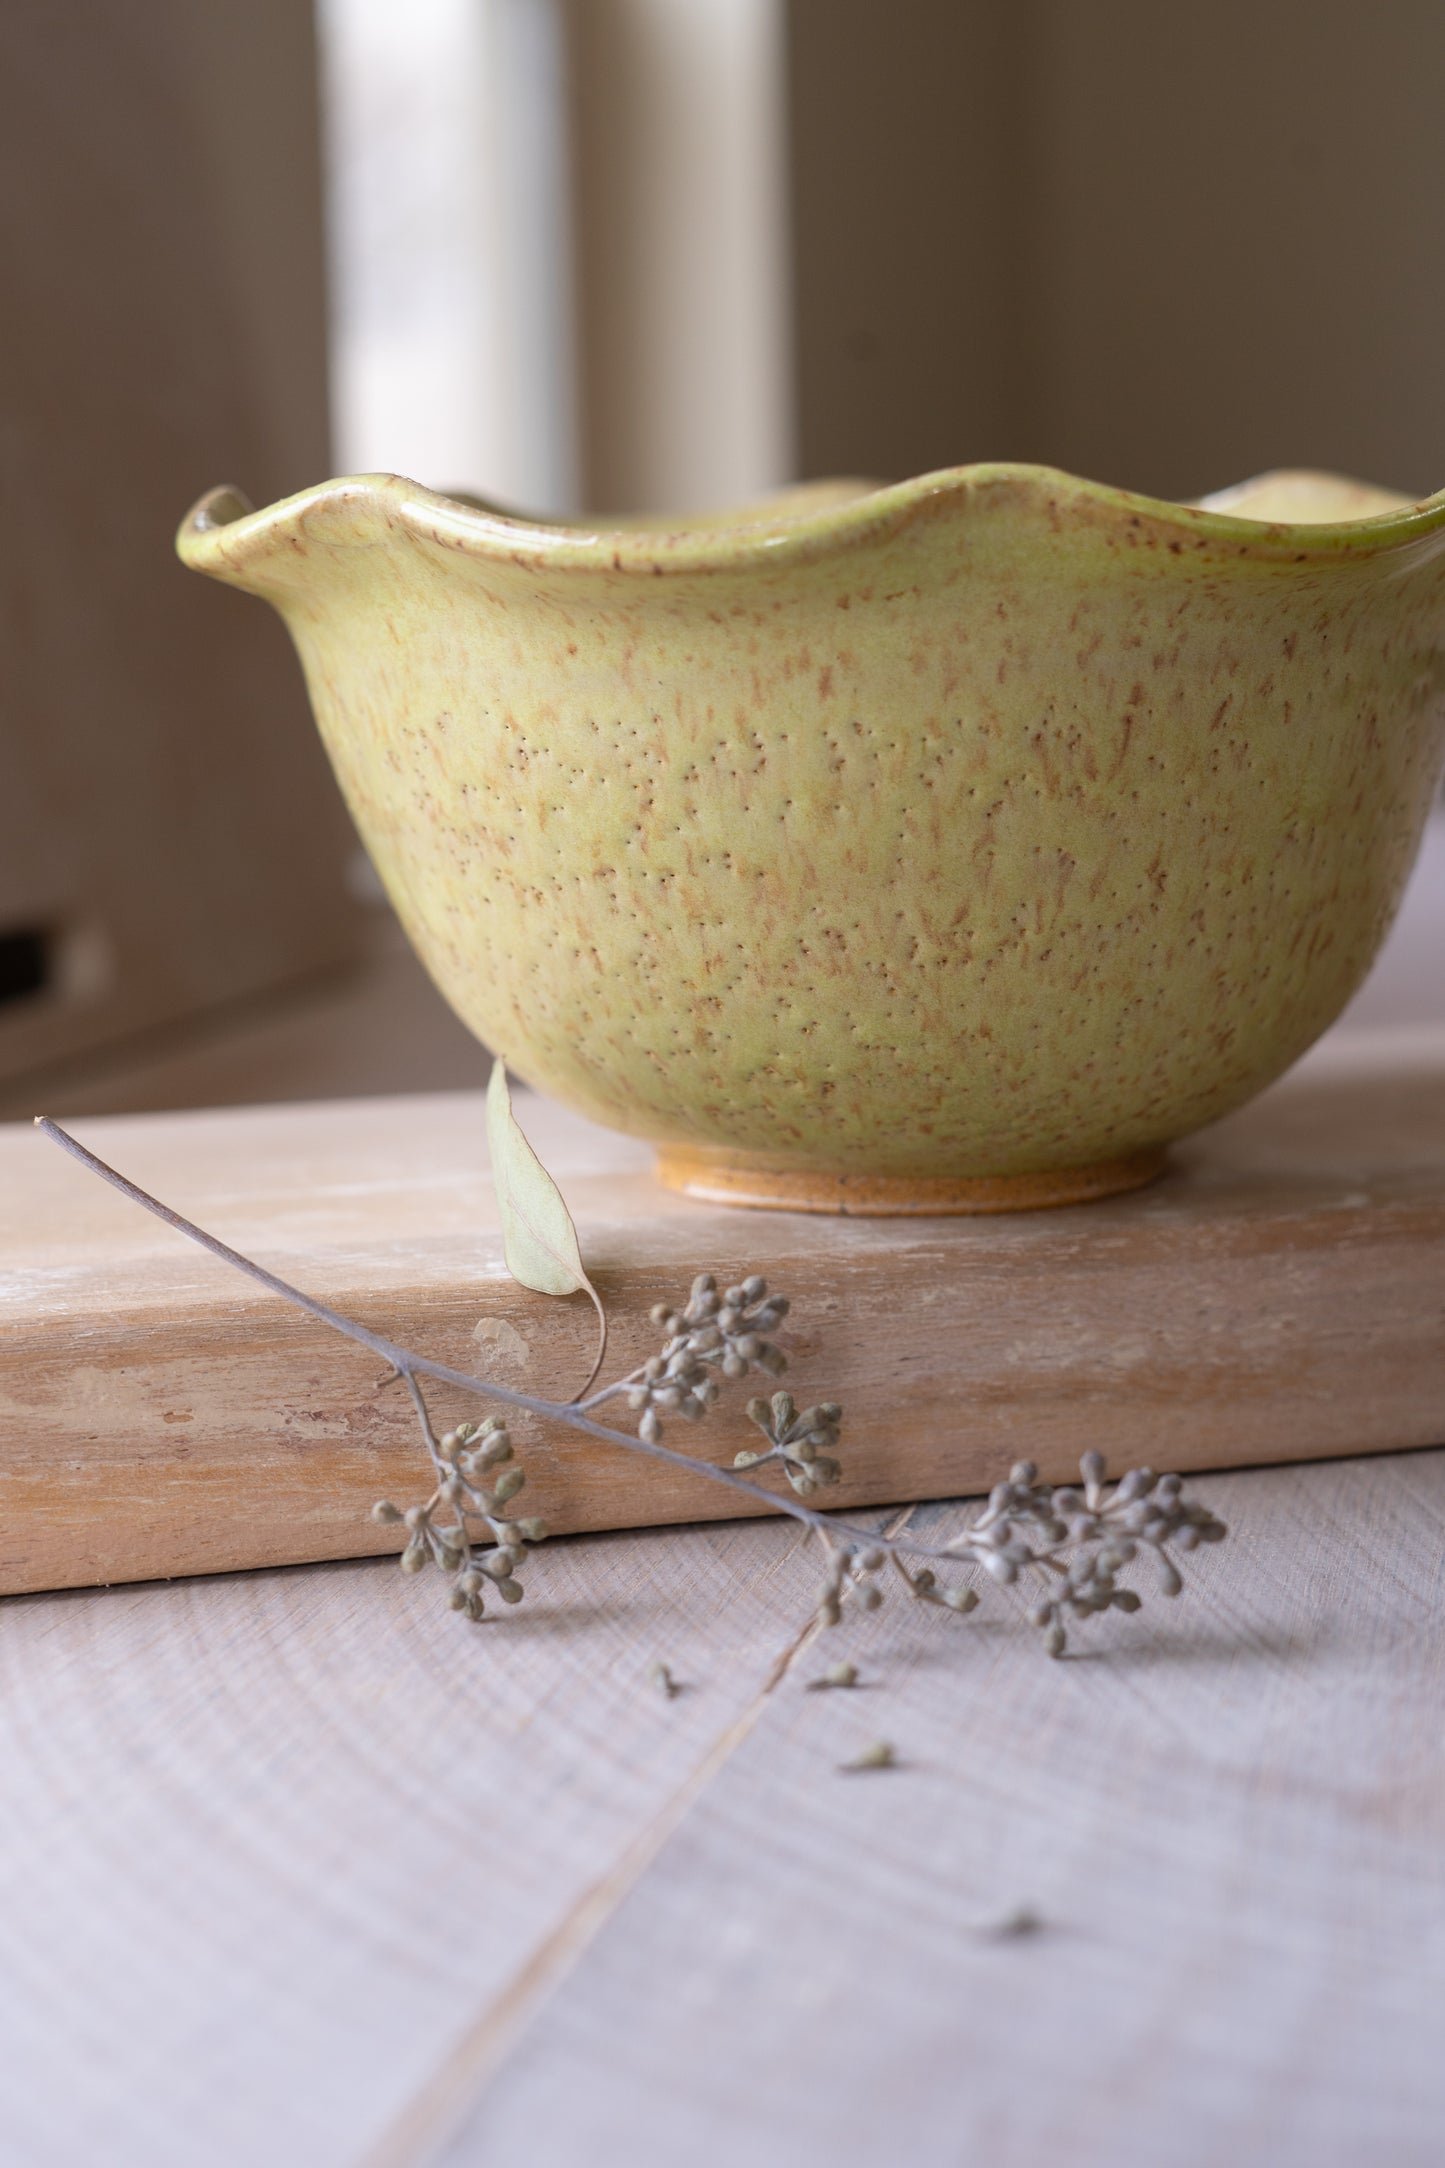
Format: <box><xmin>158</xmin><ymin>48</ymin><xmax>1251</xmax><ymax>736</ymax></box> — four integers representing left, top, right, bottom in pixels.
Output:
<box><xmin>735</xmin><ymin>1388</ymin><xmax>844</xmax><ymax>1496</ymax></box>
<box><xmin>944</xmin><ymin>1453</ymin><xmax>1229</xmax><ymax>1656</ymax></box>
<box><xmin>623</xmin><ymin>1272</ymin><xmax>790</xmax><ymax>1445</ymax></box>
<box><xmin>812</xmin><ymin>1535</ymin><xmax>979</xmax><ymax>1632</ymax></box>
<box><xmin>956</xmin><ymin>1460</ymin><xmax>1073</xmax><ymax>1586</ymax></box>
<box><xmin>893</xmin><ymin>1560</ymin><xmax>981</xmax><ymax>1617</ymax></box>
<box><xmin>811</xmin><ymin>1540</ymin><xmax>887</xmax><ymax>1627</ymax></box>
<box><xmin>1026</xmin><ymin>1572</ymin><xmax>1141</xmax><ymax>1659</ymax></box>
<box><xmin>371</xmin><ymin>1413</ymin><xmax>548</xmax><ymax>1624</ymax></box>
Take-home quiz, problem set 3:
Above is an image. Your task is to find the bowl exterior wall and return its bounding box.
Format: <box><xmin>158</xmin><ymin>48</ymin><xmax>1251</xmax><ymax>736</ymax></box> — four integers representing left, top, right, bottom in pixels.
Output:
<box><xmin>271</xmin><ymin>477</ymin><xmax>1445</xmax><ymax>1178</ymax></box>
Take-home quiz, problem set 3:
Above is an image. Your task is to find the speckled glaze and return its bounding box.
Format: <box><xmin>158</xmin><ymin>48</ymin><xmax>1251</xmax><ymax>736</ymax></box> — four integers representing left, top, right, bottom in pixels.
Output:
<box><xmin>178</xmin><ymin>465</ymin><xmax>1445</xmax><ymax>1212</ymax></box>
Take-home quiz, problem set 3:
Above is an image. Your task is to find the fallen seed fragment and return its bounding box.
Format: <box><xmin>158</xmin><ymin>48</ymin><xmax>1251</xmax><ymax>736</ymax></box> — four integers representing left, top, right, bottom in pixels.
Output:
<box><xmin>973</xmin><ymin>1904</ymin><xmax>1045</xmax><ymax>1940</ymax></box>
<box><xmin>806</xmin><ymin>1661</ymin><xmax>860</xmax><ymax>1691</ymax></box>
<box><xmin>839</xmin><ymin>1739</ymin><xmax>895</xmax><ymax>1772</ymax></box>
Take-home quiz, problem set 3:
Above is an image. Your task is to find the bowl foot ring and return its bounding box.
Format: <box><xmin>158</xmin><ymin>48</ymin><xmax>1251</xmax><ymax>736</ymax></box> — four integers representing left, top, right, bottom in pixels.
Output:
<box><xmin>653</xmin><ymin>1146</ymin><xmax>1168</xmax><ymax>1216</ymax></box>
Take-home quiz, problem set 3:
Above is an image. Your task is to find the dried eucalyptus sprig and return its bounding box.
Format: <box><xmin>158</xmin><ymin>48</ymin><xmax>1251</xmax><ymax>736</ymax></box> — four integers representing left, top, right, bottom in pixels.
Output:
<box><xmin>584</xmin><ymin>1271</ymin><xmax>790</xmax><ymax>1442</ymax></box>
<box><xmin>371</xmin><ymin>1411</ymin><xmax>545</xmax><ymax>1620</ymax></box>
<box><xmin>35</xmin><ymin>1115</ymin><xmax>1227</xmax><ymax>1658</ymax></box>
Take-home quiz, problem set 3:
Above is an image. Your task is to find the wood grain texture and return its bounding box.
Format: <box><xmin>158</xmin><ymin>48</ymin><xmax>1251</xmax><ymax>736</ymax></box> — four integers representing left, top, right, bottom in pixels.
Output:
<box><xmin>2</xmin><ymin>1025</ymin><xmax>1444</xmax><ymax>1594</ymax></box>
<box><xmin>1</xmin><ymin>1451</ymin><xmax>1440</xmax><ymax>2166</ymax></box>
<box><xmin>420</xmin><ymin>1452</ymin><xmax>1445</xmax><ymax>2168</ymax></box>
<box><xmin>0</xmin><ymin>1514</ymin><xmax>828</xmax><ymax>2167</ymax></box>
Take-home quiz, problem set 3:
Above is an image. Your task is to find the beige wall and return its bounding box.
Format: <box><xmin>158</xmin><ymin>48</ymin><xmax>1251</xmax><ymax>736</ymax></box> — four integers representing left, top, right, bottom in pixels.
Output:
<box><xmin>0</xmin><ymin>1</ymin><xmax>362</xmax><ymax>1089</ymax></box>
<box><xmin>788</xmin><ymin>0</ymin><xmax>1445</xmax><ymax>501</ymax></box>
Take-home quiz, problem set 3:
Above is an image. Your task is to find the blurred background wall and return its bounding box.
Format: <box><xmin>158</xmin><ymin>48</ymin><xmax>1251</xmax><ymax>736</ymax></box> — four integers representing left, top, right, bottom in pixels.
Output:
<box><xmin>788</xmin><ymin>0</ymin><xmax>1445</xmax><ymax>503</ymax></box>
<box><xmin>321</xmin><ymin>0</ymin><xmax>1445</xmax><ymax>512</ymax></box>
<box><xmin>0</xmin><ymin>0</ymin><xmax>364</xmax><ymax>1108</ymax></box>
<box><xmin>1</xmin><ymin>0</ymin><xmax>1440</xmax><ymax>1117</ymax></box>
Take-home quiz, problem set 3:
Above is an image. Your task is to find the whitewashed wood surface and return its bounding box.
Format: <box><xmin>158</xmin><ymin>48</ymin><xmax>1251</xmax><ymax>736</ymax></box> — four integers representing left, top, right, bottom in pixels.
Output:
<box><xmin>2</xmin><ymin>1446</ymin><xmax>1443</xmax><ymax>2167</ymax></box>
<box><xmin>2</xmin><ymin>841</ymin><xmax>1440</xmax><ymax>2164</ymax></box>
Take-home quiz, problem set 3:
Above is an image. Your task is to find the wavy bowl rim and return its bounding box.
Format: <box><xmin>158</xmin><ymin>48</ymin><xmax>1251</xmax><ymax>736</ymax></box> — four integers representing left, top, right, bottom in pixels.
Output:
<box><xmin>178</xmin><ymin>461</ymin><xmax>1445</xmax><ymax>583</ymax></box>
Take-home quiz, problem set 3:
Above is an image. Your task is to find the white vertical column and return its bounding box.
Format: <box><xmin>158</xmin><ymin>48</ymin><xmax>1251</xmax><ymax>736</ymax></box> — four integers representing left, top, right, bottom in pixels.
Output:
<box><xmin>317</xmin><ymin>0</ymin><xmax>578</xmax><ymax>511</ymax></box>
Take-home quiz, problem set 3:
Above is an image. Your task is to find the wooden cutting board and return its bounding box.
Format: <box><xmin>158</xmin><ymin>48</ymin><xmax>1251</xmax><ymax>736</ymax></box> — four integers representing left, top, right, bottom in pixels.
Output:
<box><xmin>2</xmin><ymin>1026</ymin><xmax>1443</xmax><ymax>1596</ymax></box>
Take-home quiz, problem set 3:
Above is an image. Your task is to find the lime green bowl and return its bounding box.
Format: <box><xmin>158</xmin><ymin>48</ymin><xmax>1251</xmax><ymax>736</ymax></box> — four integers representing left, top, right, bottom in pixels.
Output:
<box><xmin>179</xmin><ymin>464</ymin><xmax>1445</xmax><ymax>1213</ymax></box>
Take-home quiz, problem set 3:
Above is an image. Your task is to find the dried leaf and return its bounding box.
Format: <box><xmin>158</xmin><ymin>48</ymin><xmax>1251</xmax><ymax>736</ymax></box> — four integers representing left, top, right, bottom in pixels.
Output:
<box><xmin>486</xmin><ymin>1059</ymin><xmax>607</xmax><ymax>1395</ymax></box>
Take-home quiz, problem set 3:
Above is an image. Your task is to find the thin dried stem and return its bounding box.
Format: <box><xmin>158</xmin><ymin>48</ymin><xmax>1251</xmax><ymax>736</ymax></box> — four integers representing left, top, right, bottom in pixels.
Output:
<box><xmin>573</xmin><ymin>1282</ymin><xmax>609</xmax><ymax>1402</ymax></box>
<box><xmin>36</xmin><ymin>1116</ymin><xmax>1227</xmax><ymax>1653</ymax></box>
<box><xmin>34</xmin><ymin>1117</ymin><xmax>944</xmax><ymax>1560</ymax></box>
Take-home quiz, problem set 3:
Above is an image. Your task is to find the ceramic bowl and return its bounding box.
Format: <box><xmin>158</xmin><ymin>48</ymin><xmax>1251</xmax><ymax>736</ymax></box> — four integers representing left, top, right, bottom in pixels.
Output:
<box><xmin>178</xmin><ymin>464</ymin><xmax>1445</xmax><ymax>1213</ymax></box>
